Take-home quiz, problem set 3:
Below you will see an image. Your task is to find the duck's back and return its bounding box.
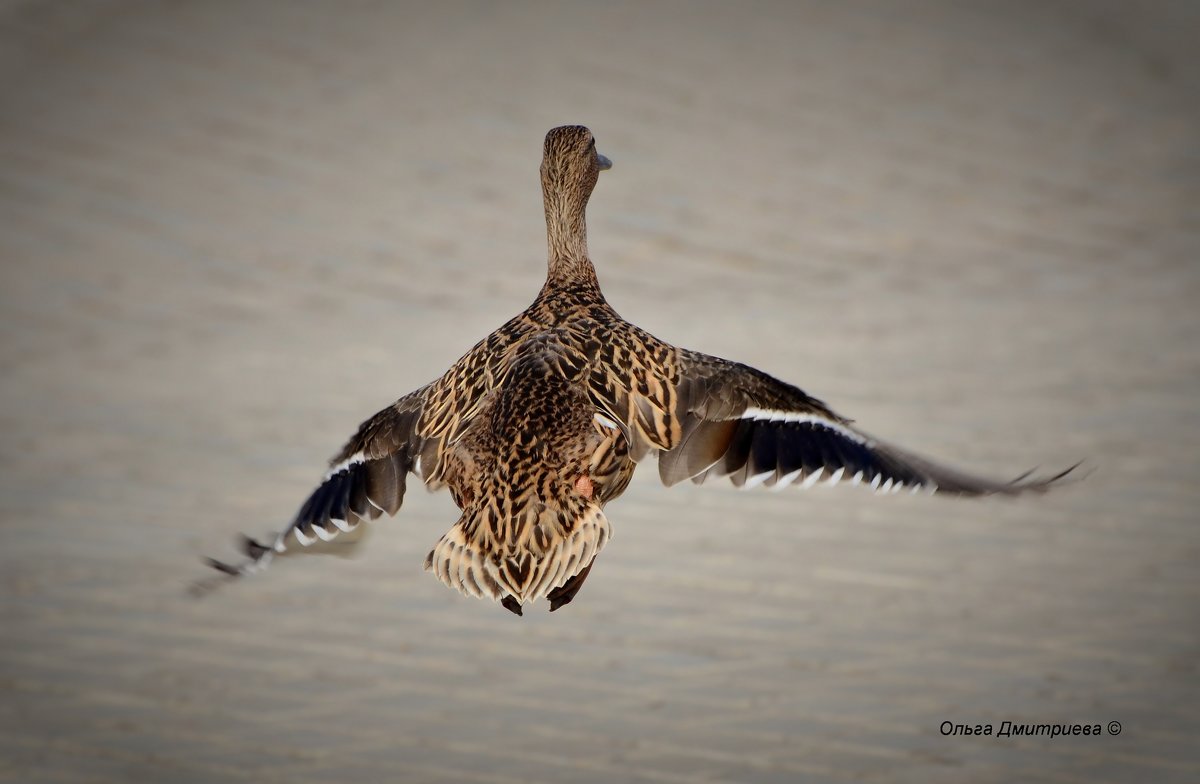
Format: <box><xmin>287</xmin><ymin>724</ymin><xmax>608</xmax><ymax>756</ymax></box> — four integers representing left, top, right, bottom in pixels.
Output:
<box><xmin>424</xmin><ymin>328</ymin><xmax>616</xmax><ymax>607</ymax></box>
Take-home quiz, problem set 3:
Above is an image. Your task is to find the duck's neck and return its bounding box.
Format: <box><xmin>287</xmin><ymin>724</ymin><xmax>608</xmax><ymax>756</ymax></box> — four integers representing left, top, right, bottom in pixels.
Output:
<box><xmin>543</xmin><ymin>185</ymin><xmax>599</xmax><ymax>288</ymax></box>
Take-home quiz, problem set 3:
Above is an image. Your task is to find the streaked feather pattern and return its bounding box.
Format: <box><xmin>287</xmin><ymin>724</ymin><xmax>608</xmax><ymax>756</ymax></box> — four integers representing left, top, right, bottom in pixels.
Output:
<box><xmin>203</xmin><ymin>125</ymin><xmax>1079</xmax><ymax>613</ymax></box>
<box><xmin>425</xmin><ymin>484</ymin><xmax>610</xmax><ymax>606</ymax></box>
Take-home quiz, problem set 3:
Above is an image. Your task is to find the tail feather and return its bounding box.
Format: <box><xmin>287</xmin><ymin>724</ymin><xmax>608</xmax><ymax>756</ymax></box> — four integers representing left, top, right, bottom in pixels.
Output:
<box><xmin>424</xmin><ymin>491</ymin><xmax>610</xmax><ymax>607</ymax></box>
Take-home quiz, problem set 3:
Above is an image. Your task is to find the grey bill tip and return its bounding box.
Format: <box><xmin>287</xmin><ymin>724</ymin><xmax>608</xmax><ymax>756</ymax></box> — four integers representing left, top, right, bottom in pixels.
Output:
<box><xmin>597</xmin><ymin>153</ymin><xmax>613</xmax><ymax>171</ymax></box>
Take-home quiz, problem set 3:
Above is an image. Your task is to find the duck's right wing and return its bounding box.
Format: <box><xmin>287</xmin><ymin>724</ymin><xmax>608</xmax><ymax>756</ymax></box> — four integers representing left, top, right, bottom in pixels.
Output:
<box><xmin>658</xmin><ymin>350</ymin><xmax>1078</xmax><ymax>496</ymax></box>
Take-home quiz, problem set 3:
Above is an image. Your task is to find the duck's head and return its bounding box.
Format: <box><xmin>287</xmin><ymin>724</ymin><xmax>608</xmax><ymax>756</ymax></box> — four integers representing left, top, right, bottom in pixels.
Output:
<box><xmin>540</xmin><ymin>125</ymin><xmax>612</xmax><ymax>201</ymax></box>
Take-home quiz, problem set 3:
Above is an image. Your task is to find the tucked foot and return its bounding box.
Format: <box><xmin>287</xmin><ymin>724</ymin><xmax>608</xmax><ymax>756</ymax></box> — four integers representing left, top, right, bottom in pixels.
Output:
<box><xmin>501</xmin><ymin>595</ymin><xmax>524</xmax><ymax>616</ymax></box>
<box><xmin>573</xmin><ymin>474</ymin><xmax>594</xmax><ymax>499</ymax></box>
<box><xmin>547</xmin><ymin>562</ymin><xmax>594</xmax><ymax>612</ymax></box>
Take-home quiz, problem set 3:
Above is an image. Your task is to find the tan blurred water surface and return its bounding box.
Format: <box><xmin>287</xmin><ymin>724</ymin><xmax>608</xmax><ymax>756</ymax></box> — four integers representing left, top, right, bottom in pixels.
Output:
<box><xmin>1</xmin><ymin>2</ymin><xmax>1198</xmax><ymax>782</ymax></box>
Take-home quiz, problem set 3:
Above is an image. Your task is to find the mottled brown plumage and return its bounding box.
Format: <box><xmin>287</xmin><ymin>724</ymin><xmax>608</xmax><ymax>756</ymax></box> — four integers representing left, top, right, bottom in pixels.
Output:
<box><xmin>204</xmin><ymin>125</ymin><xmax>1077</xmax><ymax>614</ymax></box>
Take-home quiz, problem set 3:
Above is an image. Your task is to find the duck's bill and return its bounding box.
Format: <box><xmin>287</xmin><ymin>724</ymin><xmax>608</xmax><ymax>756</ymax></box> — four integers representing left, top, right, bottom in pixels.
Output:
<box><xmin>597</xmin><ymin>153</ymin><xmax>612</xmax><ymax>171</ymax></box>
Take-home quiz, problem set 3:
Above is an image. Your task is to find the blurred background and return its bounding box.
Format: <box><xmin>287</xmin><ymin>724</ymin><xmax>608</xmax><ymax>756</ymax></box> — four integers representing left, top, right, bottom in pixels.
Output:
<box><xmin>1</xmin><ymin>1</ymin><xmax>1198</xmax><ymax>782</ymax></box>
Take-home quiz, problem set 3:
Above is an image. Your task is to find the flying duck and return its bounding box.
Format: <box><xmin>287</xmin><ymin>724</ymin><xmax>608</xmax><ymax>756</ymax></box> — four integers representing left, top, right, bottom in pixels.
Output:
<box><xmin>205</xmin><ymin>125</ymin><xmax>1077</xmax><ymax>615</ymax></box>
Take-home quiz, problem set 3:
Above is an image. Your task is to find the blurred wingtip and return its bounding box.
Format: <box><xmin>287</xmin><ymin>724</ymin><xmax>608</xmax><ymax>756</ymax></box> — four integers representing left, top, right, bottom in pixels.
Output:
<box><xmin>189</xmin><ymin>533</ymin><xmax>279</xmax><ymax>598</ymax></box>
<box><xmin>188</xmin><ymin>561</ymin><xmax>239</xmax><ymax>598</ymax></box>
<box><xmin>1009</xmin><ymin>459</ymin><xmax>1089</xmax><ymax>494</ymax></box>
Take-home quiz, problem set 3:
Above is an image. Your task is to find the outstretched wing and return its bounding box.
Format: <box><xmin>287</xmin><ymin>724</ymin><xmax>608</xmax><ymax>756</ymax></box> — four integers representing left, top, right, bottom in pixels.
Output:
<box><xmin>206</xmin><ymin>385</ymin><xmax>432</xmax><ymax>577</ymax></box>
<box><xmin>293</xmin><ymin>384</ymin><xmax>432</xmax><ymax>544</ymax></box>
<box><xmin>658</xmin><ymin>350</ymin><xmax>1075</xmax><ymax>496</ymax></box>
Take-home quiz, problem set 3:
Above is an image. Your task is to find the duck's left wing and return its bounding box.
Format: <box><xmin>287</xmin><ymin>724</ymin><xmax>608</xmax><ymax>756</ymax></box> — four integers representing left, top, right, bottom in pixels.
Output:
<box><xmin>658</xmin><ymin>350</ymin><xmax>1076</xmax><ymax>496</ymax></box>
<box><xmin>202</xmin><ymin>385</ymin><xmax>432</xmax><ymax>583</ymax></box>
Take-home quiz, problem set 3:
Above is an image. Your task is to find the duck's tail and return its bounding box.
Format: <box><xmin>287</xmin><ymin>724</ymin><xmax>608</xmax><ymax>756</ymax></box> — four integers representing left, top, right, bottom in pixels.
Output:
<box><xmin>423</xmin><ymin>482</ymin><xmax>611</xmax><ymax>609</ymax></box>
